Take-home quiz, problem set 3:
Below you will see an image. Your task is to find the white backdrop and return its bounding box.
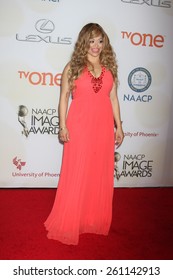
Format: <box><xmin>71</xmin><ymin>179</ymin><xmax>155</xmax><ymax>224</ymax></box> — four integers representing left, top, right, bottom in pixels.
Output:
<box><xmin>0</xmin><ymin>0</ymin><xmax>173</xmax><ymax>188</ymax></box>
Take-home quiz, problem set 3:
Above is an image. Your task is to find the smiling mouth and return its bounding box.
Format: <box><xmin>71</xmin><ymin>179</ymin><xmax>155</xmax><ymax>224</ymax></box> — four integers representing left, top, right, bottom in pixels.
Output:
<box><xmin>91</xmin><ymin>48</ymin><xmax>99</xmax><ymax>53</ymax></box>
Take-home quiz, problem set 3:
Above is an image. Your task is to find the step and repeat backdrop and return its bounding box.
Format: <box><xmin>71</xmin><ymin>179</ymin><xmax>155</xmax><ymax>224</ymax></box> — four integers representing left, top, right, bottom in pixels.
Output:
<box><xmin>0</xmin><ymin>0</ymin><xmax>173</xmax><ymax>188</ymax></box>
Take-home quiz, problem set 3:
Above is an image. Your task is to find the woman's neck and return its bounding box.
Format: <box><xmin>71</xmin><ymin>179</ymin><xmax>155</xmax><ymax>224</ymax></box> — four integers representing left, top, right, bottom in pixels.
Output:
<box><xmin>87</xmin><ymin>56</ymin><xmax>100</xmax><ymax>67</ymax></box>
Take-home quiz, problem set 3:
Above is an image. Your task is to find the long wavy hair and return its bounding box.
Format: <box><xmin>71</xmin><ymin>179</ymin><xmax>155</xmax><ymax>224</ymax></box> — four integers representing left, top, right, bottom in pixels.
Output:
<box><xmin>68</xmin><ymin>23</ymin><xmax>118</xmax><ymax>91</ymax></box>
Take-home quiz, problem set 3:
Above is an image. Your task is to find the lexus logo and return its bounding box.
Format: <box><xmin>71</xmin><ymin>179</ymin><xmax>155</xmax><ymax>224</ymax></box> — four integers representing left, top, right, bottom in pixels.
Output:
<box><xmin>16</xmin><ymin>18</ymin><xmax>72</xmax><ymax>44</ymax></box>
<box><xmin>35</xmin><ymin>19</ymin><xmax>55</xmax><ymax>34</ymax></box>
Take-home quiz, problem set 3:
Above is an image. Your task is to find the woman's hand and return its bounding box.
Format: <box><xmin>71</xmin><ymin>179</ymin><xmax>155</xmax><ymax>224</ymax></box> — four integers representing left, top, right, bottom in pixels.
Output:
<box><xmin>58</xmin><ymin>127</ymin><xmax>70</xmax><ymax>143</ymax></box>
<box><xmin>115</xmin><ymin>126</ymin><xmax>124</xmax><ymax>148</ymax></box>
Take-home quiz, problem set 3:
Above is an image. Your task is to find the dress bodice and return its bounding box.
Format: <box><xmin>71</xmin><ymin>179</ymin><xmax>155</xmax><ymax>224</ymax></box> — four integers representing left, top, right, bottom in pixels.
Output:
<box><xmin>72</xmin><ymin>66</ymin><xmax>114</xmax><ymax>99</ymax></box>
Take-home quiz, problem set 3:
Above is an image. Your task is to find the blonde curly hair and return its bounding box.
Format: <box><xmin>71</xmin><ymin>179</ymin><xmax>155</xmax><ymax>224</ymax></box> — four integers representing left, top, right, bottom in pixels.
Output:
<box><xmin>68</xmin><ymin>23</ymin><xmax>118</xmax><ymax>90</ymax></box>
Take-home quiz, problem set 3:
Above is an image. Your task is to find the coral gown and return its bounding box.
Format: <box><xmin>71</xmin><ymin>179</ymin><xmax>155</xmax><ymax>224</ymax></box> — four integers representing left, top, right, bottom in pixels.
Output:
<box><xmin>44</xmin><ymin>66</ymin><xmax>115</xmax><ymax>245</ymax></box>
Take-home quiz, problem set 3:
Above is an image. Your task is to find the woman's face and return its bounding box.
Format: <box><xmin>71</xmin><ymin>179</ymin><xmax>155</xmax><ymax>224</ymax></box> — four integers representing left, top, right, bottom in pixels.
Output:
<box><xmin>87</xmin><ymin>35</ymin><xmax>104</xmax><ymax>58</ymax></box>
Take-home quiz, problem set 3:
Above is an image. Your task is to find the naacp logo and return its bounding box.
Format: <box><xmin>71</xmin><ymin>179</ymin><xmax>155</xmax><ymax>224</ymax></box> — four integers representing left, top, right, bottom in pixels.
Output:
<box><xmin>114</xmin><ymin>152</ymin><xmax>121</xmax><ymax>180</ymax></box>
<box><xmin>35</xmin><ymin>19</ymin><xmax>55</xmax><ymax>34</ymax></box>
<box><xmin>128</xmin><ymin>67</ymin><xmax>152</xmax><ymax>92</ymax></box>
<box><xmin>18</xmin><ymin>105</ymin><xmax>29</xmax><ymax>137</ymax></box>
<box><xmin>116</xmin><ymin>154</ymin><xmax>153</xmax><ymax>178</ymax></box>
<box><xmin>17</xmin><ymin>105</ymin><xmax>59</xmax><ymax>137</ymax></box>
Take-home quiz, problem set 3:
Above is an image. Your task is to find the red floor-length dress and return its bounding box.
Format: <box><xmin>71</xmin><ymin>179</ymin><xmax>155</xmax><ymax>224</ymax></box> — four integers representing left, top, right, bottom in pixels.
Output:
<box><xmin>44</xmin><ymin>66</ymin><xmax>115</xmax><ymax>245</ymax></box>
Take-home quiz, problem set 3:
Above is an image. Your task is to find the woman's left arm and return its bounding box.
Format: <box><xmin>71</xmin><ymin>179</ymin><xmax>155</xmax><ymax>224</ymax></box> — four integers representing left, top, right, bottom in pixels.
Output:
<box><xmin>110</xmin><ymin>82</ymin><xmax>124</xmax><ymax>148</ymax></box>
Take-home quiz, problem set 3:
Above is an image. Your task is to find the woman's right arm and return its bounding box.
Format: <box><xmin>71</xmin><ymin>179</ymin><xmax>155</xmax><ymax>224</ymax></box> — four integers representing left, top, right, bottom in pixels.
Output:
<box><xmin>58</xmin><ymin>63</ymin><xmax>71</xmax><ymax>142</ymax></box>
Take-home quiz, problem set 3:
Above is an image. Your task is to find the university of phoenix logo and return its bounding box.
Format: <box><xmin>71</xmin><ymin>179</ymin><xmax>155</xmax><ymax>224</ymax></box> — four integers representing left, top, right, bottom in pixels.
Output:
<box><xmin>13</xmin><ymin>157</ymin><xmax>26</xmax><ymax>170</ymax></box>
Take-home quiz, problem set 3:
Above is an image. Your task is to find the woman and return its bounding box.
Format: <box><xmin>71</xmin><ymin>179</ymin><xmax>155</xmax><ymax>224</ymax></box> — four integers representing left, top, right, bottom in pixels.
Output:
<box><xmin>44</xmin><ymin>23</ymin><xmax>124</xmax><ymax>245</ymax></box>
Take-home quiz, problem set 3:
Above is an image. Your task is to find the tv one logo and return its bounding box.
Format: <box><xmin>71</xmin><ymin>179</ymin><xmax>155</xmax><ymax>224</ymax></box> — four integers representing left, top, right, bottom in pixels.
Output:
<box><xmin>18</xmin><ymin>71</ymin><xmax>62</xmax><ymax>86</ymax></box>
<box><xmin>121</xmin><ymin>31</ymin><xmax>164</xmax><ymax>48</ymax></box>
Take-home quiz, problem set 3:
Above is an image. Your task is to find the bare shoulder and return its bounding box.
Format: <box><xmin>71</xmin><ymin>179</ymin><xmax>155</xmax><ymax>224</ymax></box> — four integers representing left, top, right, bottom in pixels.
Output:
<box><xmin>62</xmin><ymin>62</ymin><xmax>71</xmax><ymax>76</ymax></box>
<box><xmin>60</xmin><ymin>62</ymin><xmax>71</xmax><ymax>91</ymax></box>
